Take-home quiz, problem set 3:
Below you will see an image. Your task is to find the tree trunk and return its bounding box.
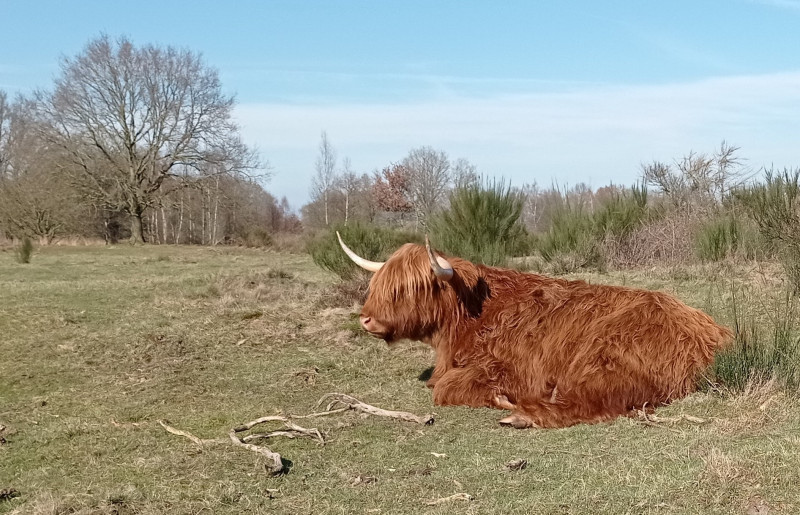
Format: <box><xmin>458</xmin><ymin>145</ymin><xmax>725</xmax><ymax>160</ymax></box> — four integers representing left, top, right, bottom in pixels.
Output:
<box><xmin>130</xmin><ymin>209</ymin><xmax>145</xmax><ymax>244</ymax></box>
<box><xmin>212</xmin><ymin>177</ymin><xmax>219</xmax><ymax>245</ymax></box>
<box><xmin>176</xmin><ymin>194</ymin><xmax>184</xmax><ymax>244</ymax></box>
<box><xmin>324</xmin><ymin>190</ymin><xmax>329</xmax><ymax>226</ymax></box>
<box><xmin>345</xmin><ymin>191</ymin><xmax>349</xmax><ymax>226</ymax></box>
<box><xmin>151</xmin><ymin>209</ymin><xmax>159</xmax><ymax>244</ymax></box>
<box><xmin>161</xmin><ymin>204</ymin><xmax>168</xmax><ymax>245</ymax></box>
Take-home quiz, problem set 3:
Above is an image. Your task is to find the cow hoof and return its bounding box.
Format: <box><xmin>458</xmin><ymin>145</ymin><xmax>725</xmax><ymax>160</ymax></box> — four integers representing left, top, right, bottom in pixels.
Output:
<box><xmin>493</xmin><ymin>394</ymin><xmax>516</xmax><ymax>411</ymax></box>
<box><xmin>499</xmin><ymin>413</ymin><xmax>536</xmax><ymax>429</ymax></box>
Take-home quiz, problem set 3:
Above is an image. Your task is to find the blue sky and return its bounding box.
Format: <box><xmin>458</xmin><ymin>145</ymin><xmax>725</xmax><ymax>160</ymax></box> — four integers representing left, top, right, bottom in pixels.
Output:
<box><xmin>2</xmin><ymin>1</ymin><xmax>800</xmax><ymax>209</ymax></box>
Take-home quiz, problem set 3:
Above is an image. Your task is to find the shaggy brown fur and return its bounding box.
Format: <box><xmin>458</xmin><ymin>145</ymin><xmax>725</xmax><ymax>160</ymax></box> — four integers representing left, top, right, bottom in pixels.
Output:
<box><xmin>359</xmin><ymin>243</ymin><xmax>733</xmax><ymax>428</ymax></box>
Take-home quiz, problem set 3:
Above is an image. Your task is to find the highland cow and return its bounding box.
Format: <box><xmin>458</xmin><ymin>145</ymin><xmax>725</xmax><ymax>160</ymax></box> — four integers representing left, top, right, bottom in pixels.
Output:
<box><xmin>337</xmin><ymin>233</ymin><xmax>732</xmax><ymax>428</ymax></box>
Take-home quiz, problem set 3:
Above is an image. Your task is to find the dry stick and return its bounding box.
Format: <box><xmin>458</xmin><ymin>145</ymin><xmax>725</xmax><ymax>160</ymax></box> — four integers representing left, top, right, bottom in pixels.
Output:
<box><xmin>228</xmin><ymin>428</ymin><xmax>284</xmax><ymax>475</ymax></box>
<box><xmin>230</xmin><ymin>416</ymin><xmax>325</xmax><ymax>475</ymax></box>
<box><xmin>424</xmin><ymin>493</ymin><xmax>473</xmax><ymax>506</ymax></box>
<box><xmin>315</xmin><ymin>393</ymin><xmax>435</xmax><ymax>425</ymax></box>
<box><xmin>292</xmin><ymin>407</ymin><xmax>350</xmax><ymax>419</ymax></box>
<box><xmin>242</xmin><ymin>431</ymin><xmax>300</xmax><ymax>443</ymax></box>
<box><xmin>647</xmin><ymin>413</ymin><xmax>707</xmax><ymax>424</ymax></box>
<box><xmin>157</xmin><ymin>420</ymin><xmax>226</xmax><ymax>446</ymax></box>
<box><xmin>160</xmin><ymin>394</ymin><xmax>432</xmax><ymax>475</ymax></box>
<box><xmin>634</xmin><ymin>410</ymin><xmax>707</xmax><ymax>431</ymax></box>
<box><xmin>232</xmin><ymin>416</ymin><xmax>324</xmax><ymax>445</ymax></box>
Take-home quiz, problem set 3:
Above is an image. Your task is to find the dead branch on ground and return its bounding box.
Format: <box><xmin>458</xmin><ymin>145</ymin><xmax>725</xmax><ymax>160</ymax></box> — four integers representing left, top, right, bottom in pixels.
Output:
<box><xmin>424</xmin><ymin>493</ymin><xmax>473</xmax><ymax>505</ymax></box>
<box><xmin>159</xmin><ymin>393</ymin><xmax>433</xmax><ymax>475</ymax></box>
<box><xmin>635</xmin><ymin>409</ymin><xmax>708</xmax><ymax>430</ymax></box>
<box><xmin>315</xmin><ymin>393</ymin><xmax>435</xmax><ymax>425</ymax></box>
<box><xmin>157</xmin><ymin>420</ymin><xmax>225</xmax><ymax>446</ymax></box>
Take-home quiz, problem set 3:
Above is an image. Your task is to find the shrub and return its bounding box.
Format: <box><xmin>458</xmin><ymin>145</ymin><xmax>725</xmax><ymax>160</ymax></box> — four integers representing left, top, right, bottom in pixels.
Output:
<box><xmin>429</xmin><ymin>179</ymin><xmax>528</xmax><ymax>266</ymax></box>
<box><xmin>537</xmin><ymin>185</ymin><xmax>651</xmax><ymax>271</ymax></box>
<box><xmin>694</xmin><ymin>212</ymin><xmax>765</xmax><ymax>263</ymax></box>
<box><xmin>736</xmin><ymin>168</ymin><xmax>800</xmax><ymax>292</ymax></box>
<box><xmin>593</xmin><ymin>183</ymin><xmax>650</xmax><ymax>240</ymax></box>
<box><xmin>711</xmin><ymin>289</ymin><xmax>800</xmax><ymax>391</ymax></box>
<box><xmin>307</xmin><ymin>223</ymin><xmax>421</xmax><ymax>281</ymax></box>
<box><xmin>242</xmin><ymin>228</ymin><xmax>273</xmax><ymax>248</ymax></box>
<box><xmin>695</xmin><ymin>215</ymin><xmax>740</xmax><ymax>262</ymax></box>
<box><xmin>536</xmin><ymin>201</ymin><xmax>596</xmax><ymax>264</ymax></box>
<box><xmin>15</xmin><ymin>237</ymin><xmax>33</xmax><ymax>264</ymax></box>
<box><xmin>602</xmin><ymin>213</ymin><xmax>693</xmax><ymax>269</ymax></box>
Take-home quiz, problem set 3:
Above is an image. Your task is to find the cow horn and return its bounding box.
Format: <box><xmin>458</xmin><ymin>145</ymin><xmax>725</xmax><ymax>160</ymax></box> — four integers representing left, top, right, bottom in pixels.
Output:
<box><xmin>425</xmin><ymin>235</ymin><xmax>454</xmax><ymax>281</ymax></box>
<box><xmin>337</xmin><ymin>231</ymin><xmax>384</xmax><ymax>272</ymax></box>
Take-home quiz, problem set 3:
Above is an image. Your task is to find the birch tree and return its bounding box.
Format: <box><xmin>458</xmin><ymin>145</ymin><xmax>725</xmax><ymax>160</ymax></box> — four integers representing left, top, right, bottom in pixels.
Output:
<box><xmin>310</xmin><ymin>131</ymin><xmax>338</xmax><ymax>226</ymax></box>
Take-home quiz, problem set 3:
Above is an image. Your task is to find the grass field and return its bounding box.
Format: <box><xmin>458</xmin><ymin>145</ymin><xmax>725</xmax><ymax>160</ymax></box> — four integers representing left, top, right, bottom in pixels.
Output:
<box><xmin>2</xmin><ymin>245</ymin><xmax>800</xmax><ymax>514</ymax></box>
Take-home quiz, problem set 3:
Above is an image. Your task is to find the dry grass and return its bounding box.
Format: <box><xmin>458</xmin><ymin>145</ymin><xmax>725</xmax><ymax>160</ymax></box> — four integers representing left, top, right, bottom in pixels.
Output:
<box><xmin>2</xmin><ymin>246</ymin><xmax>800</xmax><ymax>514</ymax></box>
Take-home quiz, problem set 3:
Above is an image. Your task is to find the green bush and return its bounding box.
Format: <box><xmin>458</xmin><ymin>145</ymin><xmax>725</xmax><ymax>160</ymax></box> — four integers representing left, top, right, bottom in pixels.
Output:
<box><xmin>15</xmin><ymin>237</ymin><xmax>33</xmax><ymax>264</ymax></box>
<box><xmin>307</xmin><ymin>223</ymin><xmax>421</xmax><ymax>280</ymax></box>
<box><xmin>593</xmin><ymin>183</ymin><xmax>650</xmax><ymax>240</ymax></box>
<box><xmin>536</xmin><ymin>201</ymin><xmax>600</xmax><ymax>270</ymax></box>
<box><xmin>711</xmin><ymin>289</ymin><xmax>800</xmax><ymax>391</ymax></box>
<box><xmin>736</xmin><ymin>168</ymin><xmax>800</xmax><ymax>292</ymax></box>
<box><xmin>694</xmin><ymin>212</ymin><xmax>765</xmax><ymax>262</ymax></box>
<box><xmin>537</xmin><ymin>185</ymin><xmax>650</xmax><ymax>271</ymax></box>
<box><xmin>428</xmin><ymin>180</ymin><xmax>528</xmax><ymax>266</ymax></box>
<box><xmin>695</xmin><ymin>215</ymin><xmax>740</xmax><ymax>262</ymax></box>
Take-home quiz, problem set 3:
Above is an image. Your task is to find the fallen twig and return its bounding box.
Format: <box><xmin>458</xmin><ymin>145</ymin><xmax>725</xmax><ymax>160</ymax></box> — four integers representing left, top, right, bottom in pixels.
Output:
<box><xmin>228</xmin><ymin>429</ymin><xmax>285</xmax><ymax>475</ymax></box>
<box><xmin>315</xmin><ymin>393</ymin><xmax>434</xmax><ymax>425</ymax></box>
<box><xmin>159</xmin><ymin>393</ymin><xmax>432</xmax><ymax>475</ymax></box>
<box><xmin>634</xmin><ymin>410</ymin><xmax>707</xmax><ymax>431</ymax></box>
<box><xmin>232</xmin><ymin>416</ymin><xmax>324</xmax><ymax>445</ymax></box>
<box><xmin>424</xmin><ymin>493</ymin><xmax>473</xmax><ymax>506</ymax></box>
<box><xmin>157</xmin><ymin>420</ymin><xmax>225</xmax><ymax>446</ymax></box>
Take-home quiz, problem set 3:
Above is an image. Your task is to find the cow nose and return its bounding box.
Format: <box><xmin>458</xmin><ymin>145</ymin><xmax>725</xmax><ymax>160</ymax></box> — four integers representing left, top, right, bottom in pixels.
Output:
<box><xmin>360</xmin><ymin>315</ymin><xmax>372</xmax><ymax>331</ymax></box>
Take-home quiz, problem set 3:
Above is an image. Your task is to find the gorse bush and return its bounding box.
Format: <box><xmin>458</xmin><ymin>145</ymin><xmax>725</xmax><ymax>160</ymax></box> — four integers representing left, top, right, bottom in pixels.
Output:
<box><xmin>695</xmin><ymin>215</ymin><xmax>741</xmax><ymax>262</ymax></box>
<box><xmin>536</xmin><ymin>201</ymin><xmax>599</xmax><ymax>269</ymax></box>
<box><xmin>711</xmin><ymin>288</ymin><xmax>800</xmax><ymax>391</ymax></box>
<box><xmin>536</xmin><ymin>185</ymin><xmax>651</xmax><ymax>271</ymax></box>
<box><xmin>694</xmin><ymin>212</ymin><xmax>765</xmax><ymax>262</ymax></box>
<box><xmin>429</xmin><ymin>179</ymin><xmax>528</xmax><ymax>266</ymax></box>
<box><xmin>15</xmin><ymin>237</ymin><xmax>33</xmax><ymax>264</ymax></box>
<box><xmin>736</xmin><ymin>168</ymin><xmax>800</xmax><ymax>292</ymax></box>
<box><xmin>307</xmin><ymin>223</ymin><xmax>421</xmax><ymax>281</ymax></box>
<box><xmin>594</xmin><ymin>183</ymin><xmax>650</xmax><ymax>240</ymax></box>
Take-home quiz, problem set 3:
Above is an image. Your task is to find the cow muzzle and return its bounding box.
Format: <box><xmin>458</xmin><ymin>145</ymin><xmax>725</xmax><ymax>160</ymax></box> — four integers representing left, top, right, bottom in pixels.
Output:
<box><xmin>359</xmin><ymin>315</ymin><xmax>389</xmax><ymax>339</ymax></box>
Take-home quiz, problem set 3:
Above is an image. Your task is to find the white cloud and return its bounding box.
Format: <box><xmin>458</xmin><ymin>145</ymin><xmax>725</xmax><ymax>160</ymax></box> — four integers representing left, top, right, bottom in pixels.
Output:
<box><xmin>235</xmin><ymin>71</ymin><xmax>800</xmax><ymax>209</ymax></box>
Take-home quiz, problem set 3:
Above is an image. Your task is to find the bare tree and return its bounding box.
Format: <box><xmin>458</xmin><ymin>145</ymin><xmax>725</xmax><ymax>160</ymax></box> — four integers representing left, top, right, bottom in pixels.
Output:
<box><xmin>452</xmin><ymin>157</ymin><xmax>479</xmax><ymax>190</ymax></box>
<box><xmin>0</xmin><ymin>90</ymin><xmax>10</xmax><ymax>178</ymax></box>
<box><xmin>641</xmin><ymin>141</ymin><xmax>747</xmax><ymax>213</ymax></box>
<box><xmin>402</xmin><ymin>146</ymin><xmax>452</xmax><ymax>227</ymax></box>
<box><xmin>310</xmin><ymin>131</ymin><xmax>338</xmax><ymax>226</ymax></box>
<box><xmin>34</xmin><ymin>35</ymin><xmax>260</xmax><ymax>243</ymax></box>
<box><xmin>520</xmin><ymin>181</ymin><xmax>542</xmax><ymax>231</ymax></box>
<box><xmin>338</xmin><ymin>157</ymin><xmax>360</xmax><ymax>226</ymax></box>
<box><xmin>0</xmin><ymin>94</ymin><xmax>83</xmax><ymax>242</ymax></box>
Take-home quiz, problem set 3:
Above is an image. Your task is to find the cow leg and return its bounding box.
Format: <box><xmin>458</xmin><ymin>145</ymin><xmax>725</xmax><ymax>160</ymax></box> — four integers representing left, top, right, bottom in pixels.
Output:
<box><xmin>425</xmin><ymin>365</ymin><xmax>445</xmax><ymax>389</ymax></box>
<box><xmin>499</xmin><ymin>396</ymin><xmax>616</xmax><ymax>429</ymax></box>
<box><xmin>432</xmin><ymin>367</ymin><xmax>509</xmax><ymax>410</ymax></box>
<box><xmin>425</xmin><ymin>352</ymin><xmax>454</xmax><ymax>389</ymax></box>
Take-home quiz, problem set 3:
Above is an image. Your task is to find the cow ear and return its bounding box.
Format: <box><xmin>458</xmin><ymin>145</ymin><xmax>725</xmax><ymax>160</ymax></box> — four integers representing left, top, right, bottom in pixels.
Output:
<box><xmin>425</xmin><ymin>235</ymin><xmax>453</xmax><ymax>281</ymax></box>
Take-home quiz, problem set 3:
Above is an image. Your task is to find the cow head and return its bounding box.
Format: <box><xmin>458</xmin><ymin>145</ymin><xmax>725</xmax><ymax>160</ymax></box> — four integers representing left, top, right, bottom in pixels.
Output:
<box><xmin>337</xmin><ymin>232</ymin><xmax>456</xmax><ymax>343</ymax></box>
